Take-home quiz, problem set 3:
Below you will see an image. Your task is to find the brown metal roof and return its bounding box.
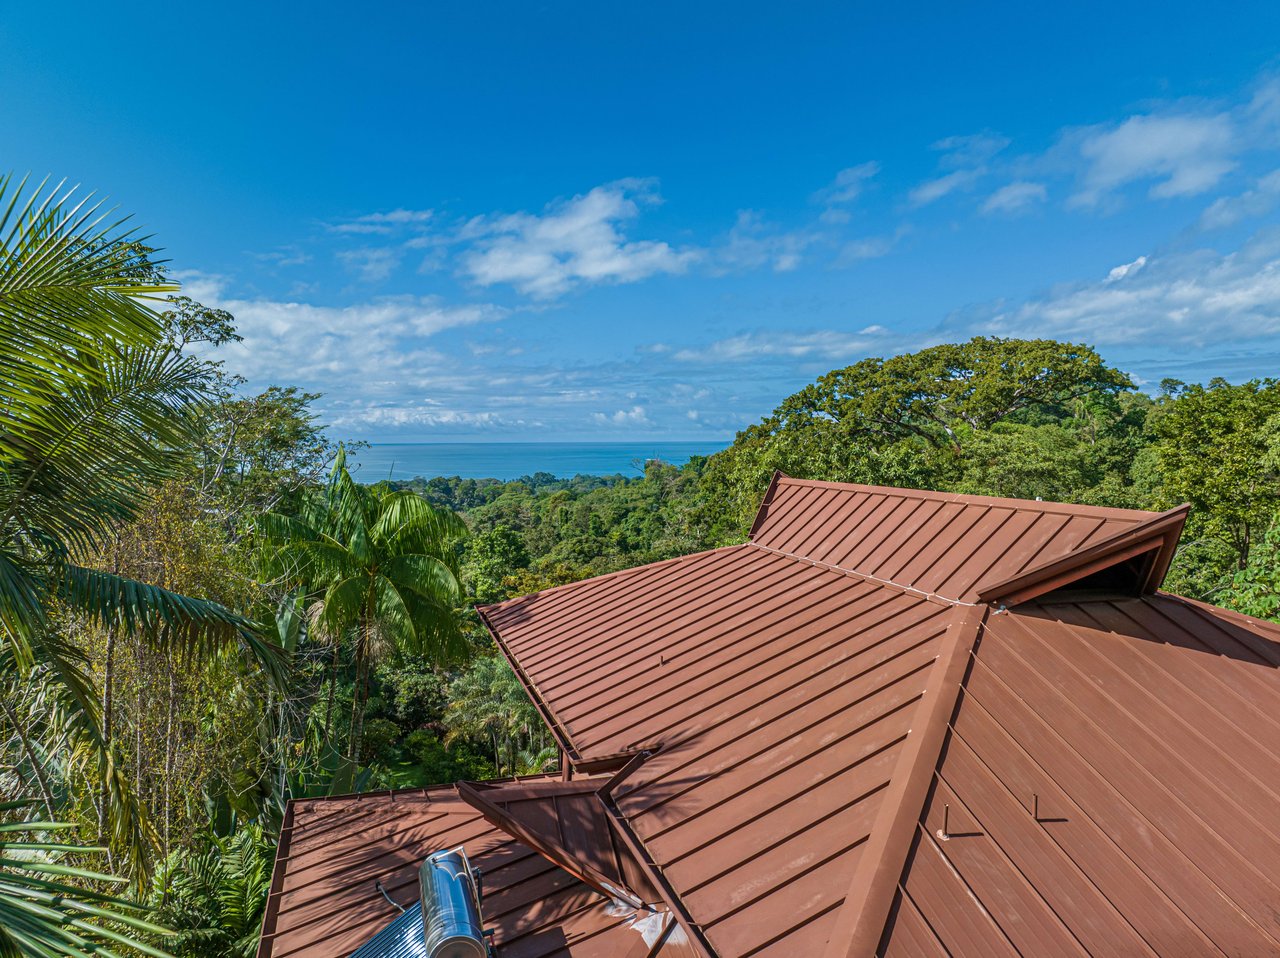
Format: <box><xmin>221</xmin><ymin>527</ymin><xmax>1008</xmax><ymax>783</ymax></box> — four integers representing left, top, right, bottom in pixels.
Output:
<box><xmin>747</xmin><ymin>476</ymin><xmax>1170</xmax><ymax>602</ymax></box>
<box><xmin>878</xmin><ymin>593</ymin><xmax>1280</xmax><ymax>956</ymax></box>
<box><xmin>261</xmin><ymin>477</ymin><xmax>1280</xmax><ymax>957</ymax></box>
<box><xmin>256</xmin><ymin>782</ymin><xmax>698</xmax><ymax>958</ymax></box>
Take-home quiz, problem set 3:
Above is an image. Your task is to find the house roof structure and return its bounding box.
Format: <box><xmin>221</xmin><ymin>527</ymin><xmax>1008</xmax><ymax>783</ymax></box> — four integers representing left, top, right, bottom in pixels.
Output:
<box><xmin>259</xmin><ymin>475</ymin><xmax>1280</xmax><ymax>958</ymax></box>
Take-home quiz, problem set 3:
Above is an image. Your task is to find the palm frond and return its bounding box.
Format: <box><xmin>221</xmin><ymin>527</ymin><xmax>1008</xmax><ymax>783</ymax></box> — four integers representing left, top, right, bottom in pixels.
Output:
<box><xmin>0</xmin><ymin>174</ymin><xmax>176</xmax><ymax>468</ymax></box>
<box><xmin>0</xmin><ymin>345</ymin><xmax>211</xmax><ymax>557</ymax></box>
<box><xmin>0</xmin><ymin>804</ymin><xmax>174</xmax><ymax>958</ymax></box>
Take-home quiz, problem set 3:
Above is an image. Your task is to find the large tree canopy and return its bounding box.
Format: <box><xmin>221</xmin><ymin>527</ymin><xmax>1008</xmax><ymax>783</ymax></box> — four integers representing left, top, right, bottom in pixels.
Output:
<box><xmin>754</xmin><ymin>337</ymin><xmax>1132</xmax><ymax>452</ymax></box>
<box><xmin>1152</xmin><ymin>379</ymin><xmax>1280</xmax><ymax>567</ymax></box>
<box><xmin>699</xmin><ymin>337</ymin><xmax>1136</xmax><ymax>536</ymax></box>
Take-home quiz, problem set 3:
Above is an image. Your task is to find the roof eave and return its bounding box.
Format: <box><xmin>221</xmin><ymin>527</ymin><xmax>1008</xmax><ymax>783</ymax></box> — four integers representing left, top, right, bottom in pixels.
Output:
<box><xmin>476</xmin><ymin>604</ymin><xmax>583</xmax><ymax>764</ymax></box>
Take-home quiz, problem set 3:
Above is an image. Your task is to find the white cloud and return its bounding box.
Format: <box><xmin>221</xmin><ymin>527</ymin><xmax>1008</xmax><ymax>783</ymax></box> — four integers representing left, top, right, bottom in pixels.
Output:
<box><xmin>177</xmin><ymin>273</ymin><xmax>509</xmax><ymax>394</ymax></box>
<box><xmin>909</xmin><ymin>133</ymin><xmax>1009</xmax><ymax>207</ymax></box>
<box><xmin>337</xmin><ymin>247</ymin><xmax>402</xmax><ymax>282</ymax></box>
<box><xmin>253</xmin><ymin>246</ymin><xmax>312</xmax><ymax>268</ymax></box>
<box><xmin>591</xmin><ymin>405</ymin><xmax>652</xmax><ymax>426</ymax></box>
<box><xmin>815</xmin><ymin>162</ymin><xmax>880</xmax><ymax>205</ymax></box>
<box><xmin>982</xmin><ymin>181</ymin><xmax>1047</xmax><ymax>215</ymax></box>
<box><xmin>910</xmin><ymin>169</ymin><xmax>981</xmax><ymax>206</ymax></box>
<box><xmin>457</xmin><ymin>179</ymin><xmax>698</xmax><ymax>298</ymax></box>
<box><xmin>336</xmin><ymin>405</ymin><xmax>531</xmax><ymax>429</ymax></box>
<box><xmin>1106</xmin><ymin>256</ymin><xmax>1147</xmax><ymax>282</ymax></box>
<box><xmin>714</xmin><ymin>211</ymin><xmax>817</xmax><ymax>273</ymax></box>
<box><xmin>965</xmin><ymin>229</ymin><xmax>1280</xmax><ymax>347</ymax></box>
<box><xmin>835</xmin><ymin>225</ymin><xmax>910</xmax><ymax>265</ymax></box>
<box><xmin>328</xmin><ymin>209</ymin><xmax>433</xmax><ymax>235</ymax></box>
<box><xmin>672</xmin><ymin>328</ymin><xmax>894</xmax><ymax>363</ymax></box>
<box><xmin>1200</xmin><ymin>169</ymin><xmax>1280</xmax><ymax>229</ymax></box>
<box><xmin>1071</xmin><ymin>113</ymin><xmax>1237</xmax><ymax>207</ymax></box>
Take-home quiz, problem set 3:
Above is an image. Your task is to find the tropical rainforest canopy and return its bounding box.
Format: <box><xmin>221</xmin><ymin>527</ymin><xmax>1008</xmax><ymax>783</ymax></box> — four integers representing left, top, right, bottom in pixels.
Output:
<box><xmin>1</xmin><ymin>177</ymin><xmax>1277</xmax><ymax>956</ymax></box>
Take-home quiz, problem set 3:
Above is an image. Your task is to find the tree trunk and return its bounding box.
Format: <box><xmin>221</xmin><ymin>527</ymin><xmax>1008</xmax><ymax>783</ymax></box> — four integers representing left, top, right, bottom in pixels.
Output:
<box><xmin>323</xmin><ymin>640</ymin><xmax>340</xmax><ymax>745</ymax></box>
<box><xmin>163</xmin><ymin>653</ymin><xmax>177</xmax><ymax>863</ymax></box>
<box><xmin>99</xmin><ymin>625</ymin><xmax>116</xmax><ymax>846</ymax></box>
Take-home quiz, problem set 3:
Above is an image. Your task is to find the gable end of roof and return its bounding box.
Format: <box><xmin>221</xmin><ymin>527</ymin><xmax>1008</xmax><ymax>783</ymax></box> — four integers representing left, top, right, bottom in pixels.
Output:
<box><xmin>976</xmin><ymin>504</ymin><xmax>1189</xmax><ymax>607</ymax></box>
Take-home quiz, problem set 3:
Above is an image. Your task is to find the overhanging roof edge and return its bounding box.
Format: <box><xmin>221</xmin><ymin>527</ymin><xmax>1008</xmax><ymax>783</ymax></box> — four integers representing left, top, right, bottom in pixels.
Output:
<box><xmin>477</xmin><ymin>604</ymin><xmax>582</xmax><ymax>763</ymax></box>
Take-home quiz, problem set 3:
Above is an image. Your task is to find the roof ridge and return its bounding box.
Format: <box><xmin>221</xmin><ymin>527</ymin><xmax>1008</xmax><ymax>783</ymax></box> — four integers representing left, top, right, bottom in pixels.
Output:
<box><xmin>767</xmin><ymin>475</ymin><xmax>1162</xmax><ymax>523</ymax></box>
<box><xmin>746</xmin><ymin>541</ymin><xmax>972</xmax><ymax>608</ymax></box>
<box><xmin>820</xmin><ymin>603</ymin><xmax>990</xmax><ymax>958</ymax></box>
<box><xmin>477</xmin><ymin>543</ymin><xmax>749</xmax><ymax>617</ymax></box>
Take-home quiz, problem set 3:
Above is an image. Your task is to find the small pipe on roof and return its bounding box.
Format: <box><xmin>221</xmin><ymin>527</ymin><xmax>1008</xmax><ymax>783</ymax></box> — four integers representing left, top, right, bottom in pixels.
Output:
<box><xmin>375</xmin><ymin>879</ymin><xmax>406</xmax><ymax>913</ymax></box>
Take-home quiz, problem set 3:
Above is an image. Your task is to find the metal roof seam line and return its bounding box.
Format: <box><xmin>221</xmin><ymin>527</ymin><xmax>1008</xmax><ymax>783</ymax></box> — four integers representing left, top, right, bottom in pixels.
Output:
<box><xmin>747</xmin><ymin>540</ymin><xmax>978</xmax><ymax>609</ymax></box>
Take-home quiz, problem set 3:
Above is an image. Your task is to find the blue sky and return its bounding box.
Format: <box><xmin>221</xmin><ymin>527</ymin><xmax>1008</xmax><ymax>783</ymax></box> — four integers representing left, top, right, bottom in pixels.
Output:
<box><xmin>5</xmin><ymin>3</ymin><xmax>1280</xmax><ymax>441</ymax></box>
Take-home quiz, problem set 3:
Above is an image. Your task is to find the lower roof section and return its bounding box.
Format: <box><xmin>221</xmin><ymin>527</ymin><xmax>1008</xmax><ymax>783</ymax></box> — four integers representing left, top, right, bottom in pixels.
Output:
<box><xmin>256</xmin><ymin>783</ymin><xmax>698</xmax><ymax>958</ymax></box>
<box><xmin>879</xmin><ymin>594</ymin><xmax>1280</xmax><ymax>957</ymax></box>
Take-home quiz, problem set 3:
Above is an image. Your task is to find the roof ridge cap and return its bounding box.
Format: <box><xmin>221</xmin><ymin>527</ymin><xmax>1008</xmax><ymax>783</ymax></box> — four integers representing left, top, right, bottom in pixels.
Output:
<box><xmin>820</xmin><ymin>603</ymin><xmax>990</xmax><ymax>958</ymax></box>
<box><xmin>746</xmin><ymin>540</ymin><xmax>973</xmax><ymax>608</ymax></box>
<box><xmin>766</xmin><ymin>476</ymin><xmax>1163</xmax><ymax>523</ymax></box>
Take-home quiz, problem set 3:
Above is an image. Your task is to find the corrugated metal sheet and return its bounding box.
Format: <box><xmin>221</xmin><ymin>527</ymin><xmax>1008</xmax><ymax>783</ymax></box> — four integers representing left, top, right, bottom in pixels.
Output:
<box><xmin>347</xmin><ymin>906</ymin><xmax>424</xmax><ymax>958</ymax></box>
<box><xmin>879</xmin><ymin>594</ymin><xmax>1280</xmax><ymax>957</ymax></box>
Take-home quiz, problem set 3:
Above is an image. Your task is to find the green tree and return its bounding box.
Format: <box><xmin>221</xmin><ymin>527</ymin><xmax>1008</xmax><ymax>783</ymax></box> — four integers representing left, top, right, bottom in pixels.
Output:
<box><xmin>145</xmin><ymin>824</ymin><xmax>273</xmax><ymax>958</ymax></box>
<box><xmin>1219</xmin><ymin>519</ymin><xmax>1280</xmax><ymax>620</ymax></box>
<box><xmin>444</xmin><ymin>655</ymin><xmax>554</xmax><ymax>776</ymax></box>
<box><xmin>464</xmin><ymin>524</ymin><xmax>530</xmax><ymax>604</ymax></box>
<box><xmin>700</xmin><ymin>337</ymin><xmax>1134</xmax><ymax>538</ymax></box>
<box><xmin>1152</xmin><ymin>379</ymin><xmax>1280</xmax><ymax>568</ymax></box>
<box><xmin>0</xmin><ymin>176</ymin><xmax>278</xmax><ymax>895</ymax></box>
<box><xmin>260</xmin><ymin>449</ymin><xmax>468</xmax><ymax>763</ymax></box>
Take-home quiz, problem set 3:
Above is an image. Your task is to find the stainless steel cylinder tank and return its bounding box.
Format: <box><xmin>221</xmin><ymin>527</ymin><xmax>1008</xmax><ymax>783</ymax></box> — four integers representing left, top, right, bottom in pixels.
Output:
<box><xmin>419</xmin><ymin>849</ymin><xmax>486</xmax><ymax>958</ymax></box>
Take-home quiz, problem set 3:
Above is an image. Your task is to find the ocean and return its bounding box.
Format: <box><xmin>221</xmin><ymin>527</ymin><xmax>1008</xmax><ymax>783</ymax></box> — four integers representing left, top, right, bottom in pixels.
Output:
<box><xmin>347</xmin><ymin>441</ymin><xmax>730</xmax><ymax>482</ymax></box>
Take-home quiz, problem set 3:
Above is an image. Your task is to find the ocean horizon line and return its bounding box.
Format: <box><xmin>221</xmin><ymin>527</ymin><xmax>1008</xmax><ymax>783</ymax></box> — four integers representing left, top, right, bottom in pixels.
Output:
<box><xmin>358</xmin><ymin>438</ymin><xmax>733</xmax><ymax>446</ymax></box>
<box><xmin>348</xmin><ymin>438</ymin><xmax>732</xmax><ymax>482</ymax></box>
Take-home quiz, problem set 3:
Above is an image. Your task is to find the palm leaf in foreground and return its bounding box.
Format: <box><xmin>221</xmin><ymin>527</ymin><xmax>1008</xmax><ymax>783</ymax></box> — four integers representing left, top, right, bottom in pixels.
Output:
<box><xmin>0</xmin><ymin>801</ymin><xmax>173</xmax><ymax>958</ymax></box>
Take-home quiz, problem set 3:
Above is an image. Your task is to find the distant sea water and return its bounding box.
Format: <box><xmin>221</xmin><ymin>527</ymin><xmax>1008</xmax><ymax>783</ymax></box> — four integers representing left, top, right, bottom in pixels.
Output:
<box><xmin>348</xmin><ymin>441</ymin><xmax>730</xmax><ymax>482</ymax></box>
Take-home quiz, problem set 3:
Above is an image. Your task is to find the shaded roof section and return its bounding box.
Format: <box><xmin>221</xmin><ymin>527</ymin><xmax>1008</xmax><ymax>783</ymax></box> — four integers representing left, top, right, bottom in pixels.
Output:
<box><xmin>458</xmin><ymin>775</ymin><xmax>660</xmax><ymax>908</ymax></box>
<box><xmin>747</xmin><ymin>476</ymin><xmax>1175</xmax><ymax>602</ymax></box>
<box><xmin>256</xmin><ymin>783</ymin><xmax>698</xmax><ymax>958</ymax></box>
<box><xmin>877</xmin><ymin>593</ymin><xmax>1280</xmax><ymax>957</ymax></box>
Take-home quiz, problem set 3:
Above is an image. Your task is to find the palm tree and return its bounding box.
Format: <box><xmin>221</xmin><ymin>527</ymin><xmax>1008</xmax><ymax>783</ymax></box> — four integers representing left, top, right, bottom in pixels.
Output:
<box><xmin>0</xmin><ymin>174</ymin><xmax>275</xmax><ymax>948</ymax></box>
<box><xmin>444</xmin><ymin>655</ymin><xmax>553</xmax><ymax>776</ymax></box>
<box><xmin>0</xmin><ymin>174</ymin><xmax>262</xmax><ymax>652</ymax></box>
<box><xmin>260</xmin><ymin>449</ymin><xmax>467</xmax><ymax>763</ymax></box>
